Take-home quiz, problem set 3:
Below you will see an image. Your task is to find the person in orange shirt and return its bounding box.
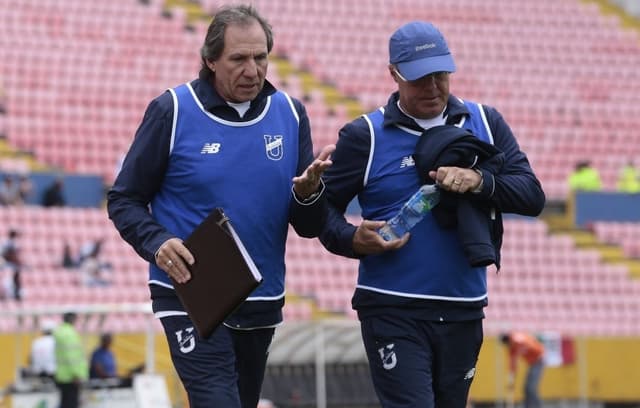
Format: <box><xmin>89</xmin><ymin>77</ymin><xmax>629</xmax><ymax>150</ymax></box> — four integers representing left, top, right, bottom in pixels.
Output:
<box><xmin>500</xmin><ymin>332</ymin><xmax>545</xmax><ymax>408</ymax></box>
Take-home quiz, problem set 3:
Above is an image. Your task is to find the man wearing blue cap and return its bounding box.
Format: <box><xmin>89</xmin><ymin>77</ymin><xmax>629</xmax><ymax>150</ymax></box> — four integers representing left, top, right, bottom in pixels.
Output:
<box><xmin>319</xmin><ymin>21</ymin><xmax>545</xmax><ymax>407</ymax></box>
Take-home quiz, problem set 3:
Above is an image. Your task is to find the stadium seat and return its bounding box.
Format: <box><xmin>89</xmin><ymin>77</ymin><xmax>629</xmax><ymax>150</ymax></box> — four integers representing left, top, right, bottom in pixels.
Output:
<box><xmin>2</xmin><ymin>0</ymin><xmax>640</xmax><ymax>339</ymax></box>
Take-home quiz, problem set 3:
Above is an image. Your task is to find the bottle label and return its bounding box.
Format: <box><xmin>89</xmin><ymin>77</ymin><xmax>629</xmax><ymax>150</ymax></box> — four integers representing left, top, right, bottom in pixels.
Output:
<box><xmin>377</xmin><ymin>185</ymin><xmax>440</xmax><ymax>241</ymax></box>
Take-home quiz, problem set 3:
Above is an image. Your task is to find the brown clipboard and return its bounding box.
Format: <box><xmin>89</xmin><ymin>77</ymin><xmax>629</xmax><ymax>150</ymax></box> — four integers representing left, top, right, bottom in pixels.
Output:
<box><xmin>172</xmin><ymin>208</ymin><xmax>263</xmax><ymax>339</ymax></box>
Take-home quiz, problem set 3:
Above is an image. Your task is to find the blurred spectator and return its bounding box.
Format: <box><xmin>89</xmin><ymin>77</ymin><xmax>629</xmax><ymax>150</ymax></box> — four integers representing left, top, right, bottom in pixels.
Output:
<box><xmin>79</xmin><ymin>238</ymin><xmax>104</xmax><ymax>263</ymax></box>
<box><xmin>500</xmin><ymin>331</ymin><xmax>545</xmax><ymax>408</ymax></box>
<box><xmin>616</xmin><ymin>160</ymin><xmax>640</xmax><ymax>193</ymax></box>
<box><xmin>62</xmin><ymin>238</ymin><xmax>102</xmax><ymax>269</ymax></box>
<box><xmin>62</xmin><ymin>243</ymin><xmax>78</xmax><ymax>269</ymax></box>
<box><xmin>0</xmin><ymin>81</ymin><xmax>6</xmax><ymax>114</ymax></box>
<box><xmin>0</xmin><ymin>175</ymin><xmax>22</xmax><ymax>205</ymax></box>
<box><xmin>87</xmin><ymin>333</ymin><xmax>145</xmax><ymax>389</ymax></box>
<box><xmin>0</xmin><ymin>114</ymin><xmax>5</xmax><ymax>139</ymax></box>
<box><xmin>77</xmin><ymin>238</ymin><xmax>112</xmax><ymax>287</ymax></box>
<box><xmin>1</xmin><ymin>228</ymin><xmax>23</xmax><ymax>300</ymax></box>
<box><xmin>53</xmin><ymin>312</ymin><xmax>88</xmax><ymax>408</ymax></box>
<box><xmin>567</xmin><ymin>160</ymin><xmax>602</xmax><ymax>191</ymax></box>
<box><xmin>89</xmin><ymin>333</ymin><xmax>117</xmax><ymax>380</ymax></box>
<box><xmin>42</xmin><ymin>177</ymin><xmax>66</xmax><ymax>207</ymax></box>
<box><xmin>79</xmin><ymin>251</ymin><xmax>112</xmax><ymax>287</ymax></box>
<box><xmin>18</xmin><ymin>173</ymin><xmax>33</xmax><ymax>203</ymax></box>
<box><xmin>29</xmin><ymin>319</ymin><xmax>57</xmax><ymax>379</ymax></box>
<box><xmin>0</xmin><ymin>268</ymin><xmax>11</xmax><ymax>299</ymax></box>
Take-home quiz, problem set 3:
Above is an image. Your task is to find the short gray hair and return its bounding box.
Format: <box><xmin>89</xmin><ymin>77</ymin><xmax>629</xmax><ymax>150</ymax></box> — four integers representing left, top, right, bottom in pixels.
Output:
<box><xmin>199</xmin><ymin>4</ymin><xmax>273</xmax><ymax>81</ymax></box>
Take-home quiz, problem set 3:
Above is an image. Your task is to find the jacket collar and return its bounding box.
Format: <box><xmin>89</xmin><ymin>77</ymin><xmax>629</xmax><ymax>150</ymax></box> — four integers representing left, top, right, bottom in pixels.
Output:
<box><xmin>381</xmin><ymin>92</ymin><xmax>471</xmax><ymax>130</ymax></box>
<box><xmin>190</xmin><ymin>78</ymin><xmax>278</xmax><ymax>117</ymax></box>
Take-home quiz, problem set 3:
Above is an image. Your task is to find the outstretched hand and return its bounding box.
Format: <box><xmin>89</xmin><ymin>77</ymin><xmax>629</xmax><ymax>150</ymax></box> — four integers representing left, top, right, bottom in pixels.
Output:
<box><xmin>292</xmin><ymin>144</ymin><xmax>336</xmax><ymax>199</ymax></box>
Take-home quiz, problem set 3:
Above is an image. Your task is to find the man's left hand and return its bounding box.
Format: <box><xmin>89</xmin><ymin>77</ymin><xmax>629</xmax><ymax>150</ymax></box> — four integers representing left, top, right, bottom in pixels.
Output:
<box><xmin>429</xmin><ymin>166</ymin><xmax>482</xmax><ymax>193</ymax></box>
<box><xmin>292</xmin><ymin>144</ymin><xmax>336</xmax><ymax>199</ymax></box>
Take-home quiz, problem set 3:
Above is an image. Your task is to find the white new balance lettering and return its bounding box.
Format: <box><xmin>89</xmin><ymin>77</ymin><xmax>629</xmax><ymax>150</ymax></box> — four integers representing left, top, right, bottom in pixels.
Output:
<box><xmin>201</xmin><ymin>143</ymin><xmax>221</xmax><ymax>154</ymax></box>
<box><xmin>400</xmin><ymin>156</ymin><xmax>415</xmax><ymax>168</ymax></box>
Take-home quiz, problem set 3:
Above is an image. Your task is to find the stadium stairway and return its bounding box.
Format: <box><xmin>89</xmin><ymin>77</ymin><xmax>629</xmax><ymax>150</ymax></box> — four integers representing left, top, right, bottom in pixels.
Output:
<box><xmin>586</xmin><ymin>0</ymin><xmax>640</xmax><ymax>30</ymax></box>
<box><xmin>162</xmin><ymin>0</ymin><xmax>210</xmax><ymax>26</ymax></box>
<box><xmin>0</xmin><ymin>139</ymin><xmax>48</xmax><ymax>173</ymax></box>
<box><xmin>543</xmin><ymin>212</ymin><xmax>640</xmax><ymax>278</ymax></box>
<box><xmin>271</xmin><ymin>56</ymin><xmax>364</xmax><ymax>120</ymax></box>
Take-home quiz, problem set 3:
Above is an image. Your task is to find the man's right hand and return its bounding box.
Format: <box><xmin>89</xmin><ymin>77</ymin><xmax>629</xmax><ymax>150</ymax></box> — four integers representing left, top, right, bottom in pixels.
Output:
<box><xmin>155</xmin><ymin>238</ymin><xmax>195</xmax><ymax>284</ymax></box>
<box><xmin>352</xmin><ymin>220</ymin><xmax>410</xmax><ymax>255</ymax></box>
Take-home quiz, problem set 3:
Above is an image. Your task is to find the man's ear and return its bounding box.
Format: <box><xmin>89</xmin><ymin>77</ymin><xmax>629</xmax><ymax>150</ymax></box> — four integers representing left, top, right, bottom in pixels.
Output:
<box><xmin>206</xmin><ymin>59</ymin><xmax>216</xmax><ymax>73</ymax></box>
<box><xmin>388</xmin><ymin>64</ymin><xmax>399</xmax><ymax>82</ymax></box>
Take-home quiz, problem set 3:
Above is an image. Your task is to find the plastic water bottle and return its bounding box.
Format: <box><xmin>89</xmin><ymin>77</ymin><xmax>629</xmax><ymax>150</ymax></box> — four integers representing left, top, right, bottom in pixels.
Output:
<box><xmin>378</xmin><ymin>184</ymin><xmax>441</xmax><ymax>241</ymax></box>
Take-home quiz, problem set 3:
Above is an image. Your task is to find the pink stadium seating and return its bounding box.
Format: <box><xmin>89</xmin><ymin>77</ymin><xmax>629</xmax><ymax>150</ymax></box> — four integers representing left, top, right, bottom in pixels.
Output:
<box><xmin>2</xmin><ymin>0</ymin><xmax>640</xmax><ymax>336</ymax></box>
<box><xmin>0</xmin><ymin>206</ymin><xmax>148</xmax><ymax>328</ymax></box>
<box><xmin>3</xmin><ymin>205</ymin><xmax>638</xmax><ymax>334</ymax></box>
<box><xmin>283</xmin><ymin>301</ymin><xmax>313</xmax><ymax>322</ymax></box>
<box><xmin>0</xmin><ymin>0</ymin><xmax>201</xmax><ymax>184</ymax></box>
<box><xmin>2</xmin><ymin>0</ymin><xmax>640</xmax><ymax>197</ymax></box>
<box><xmin>591</xmin><ymin>221</ymin><xmax>640</xmax><ymax>258</ymax></box>
<box><xmin>486</xmin><ymin>219</ymin><xmax>640</xmax><ymax>335</ymax></box>
<box><xmin>249</xmin><ymin>0</ymin><xmax>640</xmax><ymax>200</ymax></box>
<box><xmin>284</xmin><ymin>217</ymin><xmax>640</xmax><ymax>335</ymax></box>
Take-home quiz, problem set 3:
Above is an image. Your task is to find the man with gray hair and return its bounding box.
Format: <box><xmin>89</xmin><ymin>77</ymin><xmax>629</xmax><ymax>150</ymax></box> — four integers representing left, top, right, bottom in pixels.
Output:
<box><xmin>107</xmin><ymin>4</ymin><xmax>334</xmax><ymax>407</ymax></box>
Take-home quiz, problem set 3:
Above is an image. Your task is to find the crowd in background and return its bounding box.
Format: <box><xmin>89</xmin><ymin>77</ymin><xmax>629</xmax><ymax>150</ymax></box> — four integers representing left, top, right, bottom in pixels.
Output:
<box><xmin>62</xmin><ymin>237</ymin><xmax>113</xmax><ymax>287</ymax></box>
<box><xmin>0</xmin><ymin>229</ymin><xmax>113</xmax><ymax>302</ymax></box>
<box><xmin>0</xmin><ymin>172</ymin><xmax>66</xmax><ymax>207</ymax></box>
<box><xmin>24</xmin><ymin>312</ymin><xmax>132</xmax><ymax>408</ymax></box>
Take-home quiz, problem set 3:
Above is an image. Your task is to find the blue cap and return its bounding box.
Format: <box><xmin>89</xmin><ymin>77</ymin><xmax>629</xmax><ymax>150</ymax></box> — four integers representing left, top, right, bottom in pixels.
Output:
<box><xmin>389</xmin><ymin>21</ymin><xmax>456</xmax><ymax>81</ymax></box>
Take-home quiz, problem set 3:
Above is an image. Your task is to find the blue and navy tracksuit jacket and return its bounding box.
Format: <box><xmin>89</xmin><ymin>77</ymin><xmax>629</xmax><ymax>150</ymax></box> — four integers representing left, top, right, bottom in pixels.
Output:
<box><xmin>320</xmin><ymin>92</ymin><xmax>545</xmax><ymax>321</ymax></box>
<box><xmin>107</xmin><ymin>78</ymin><xmax>326</xmax><ymax>328</ymax></box>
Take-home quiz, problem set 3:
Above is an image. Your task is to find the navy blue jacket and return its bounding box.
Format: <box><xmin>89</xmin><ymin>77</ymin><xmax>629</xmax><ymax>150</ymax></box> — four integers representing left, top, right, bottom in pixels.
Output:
<box><xmin>413</xmin><ymin>125</ymin><xmax>505</xmax><ymax>268</ymax></box>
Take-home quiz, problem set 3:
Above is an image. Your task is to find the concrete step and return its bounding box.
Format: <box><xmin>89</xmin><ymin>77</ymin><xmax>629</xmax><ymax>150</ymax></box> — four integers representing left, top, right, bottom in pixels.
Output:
<box><xmin>543</xmin><ymin>213</ymin><xmax>574</xmax><ymax>232</ymax></box>
<box><xmin>620</xmin><ymin>259</ymin><xmax>640</xmax><ymax>278</ymax></box>
<box><xmin>594</xmin><ymin>245</ymin><xmax>625</xmax><ymax>261</ymax></box>
<box><xmin>567</xmin><ymin>230</ymin><xmax>599</xmax><ymax>247</ymax></box>
<box><xmin>542</xmin><ymin>214</ymin><xmax>640</xmax><ymax>279</ymax></box>
<box><xmin>272</xmin><ymin>57</ymin><xmax>296</xmax><ymax>79</ymax></box>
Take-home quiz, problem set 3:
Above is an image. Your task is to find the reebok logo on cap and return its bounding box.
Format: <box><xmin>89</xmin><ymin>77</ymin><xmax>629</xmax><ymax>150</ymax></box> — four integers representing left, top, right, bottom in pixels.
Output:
<box><xmin>389</xmin><ymin>21</ymin><xmax>456</xmax><ymax>81</ymax></box>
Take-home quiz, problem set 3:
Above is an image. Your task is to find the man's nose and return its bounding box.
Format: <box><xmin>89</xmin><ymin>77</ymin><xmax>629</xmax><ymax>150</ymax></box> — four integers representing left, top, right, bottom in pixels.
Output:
<box><xmin>243</xmin><ymin>59</ymin><xmax>259</xmax><ymax>77</ymax></box>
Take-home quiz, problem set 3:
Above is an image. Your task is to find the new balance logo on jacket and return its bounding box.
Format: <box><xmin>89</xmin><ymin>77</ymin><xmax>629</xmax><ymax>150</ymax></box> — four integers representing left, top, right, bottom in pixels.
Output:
<box><xmin>201</xmin><ymin>143</ymin><xmax>221</xmax><ymax>154</ymax></box>
<box><xmin>400</xmin><ymin>155</ymin><xmax>415</xmax><ymax>168</ymax></box>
